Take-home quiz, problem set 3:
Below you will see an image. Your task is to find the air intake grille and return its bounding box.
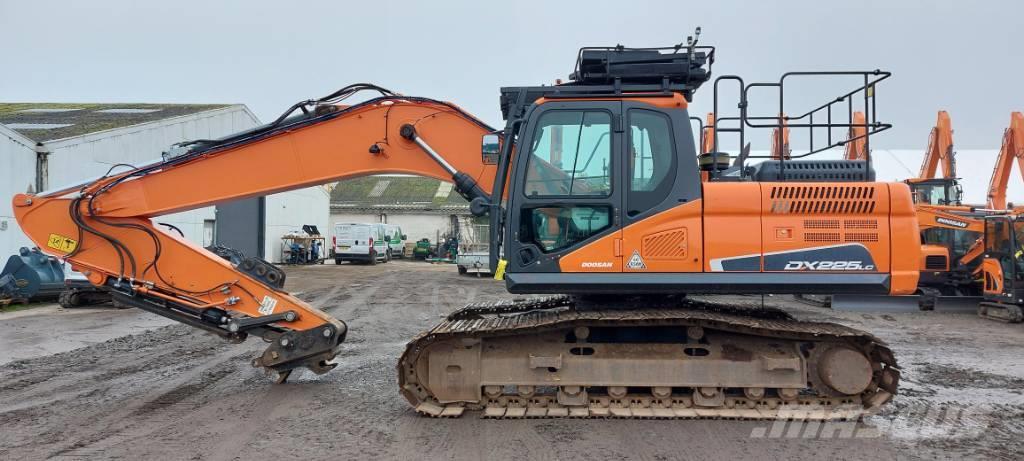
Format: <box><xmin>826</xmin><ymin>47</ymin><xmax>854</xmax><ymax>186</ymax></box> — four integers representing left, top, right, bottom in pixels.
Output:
<box><xmin>844</xmin><ymin>219</ymin><xmax>879</xmax><ymax>229</ymax></box>
<box><xmin>845</xmin><ymin>233</ymin><xmax>879</xmax><ymax>242</ymax></box>
<box><xmin>804</xmin><ymin>219</ymin><xmax>840</xmax><ymax>229</ymax></box>
<box><xmin>642</xmin><ymin>229</ymin><xmax>688</xmax><ymax>259</ymax></box>
<box><xmin>925</xmin><ymin>255</ymin><xmax>948</xmax><ymax>270</ymax></box>
<box><xmin>770</xmin><ymin>186</ymin><xmax>877</xmax><ymax>214</ymax></box>
<box><xmin>796</xmin><ymin>218</ymin><xmax>880</xmax><ymax>244</ymax></box>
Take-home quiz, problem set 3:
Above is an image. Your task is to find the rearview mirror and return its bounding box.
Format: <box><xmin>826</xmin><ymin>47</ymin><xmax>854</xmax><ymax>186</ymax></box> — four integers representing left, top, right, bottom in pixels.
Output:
<box><xmin>401</xmin><ymin>234</ymin><xmax>407</xmax><ymax>240</ymax></box>
<box><xmin>481</xmin><ymin>133</ymin><xmax>501</xmax><ymax>165</ymax></box>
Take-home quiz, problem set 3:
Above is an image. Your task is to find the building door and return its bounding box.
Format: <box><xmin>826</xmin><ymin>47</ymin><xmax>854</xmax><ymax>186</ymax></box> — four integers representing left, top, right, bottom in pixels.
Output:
<box><xmin>214</xmin><ymin>196</ymin><xmax>266</xmax><ymax>258</ymax></box>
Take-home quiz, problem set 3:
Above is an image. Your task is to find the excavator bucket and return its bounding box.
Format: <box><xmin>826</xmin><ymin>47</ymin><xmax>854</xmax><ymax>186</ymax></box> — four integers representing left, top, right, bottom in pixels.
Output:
<box><xmin>0</xmin><ymin>247</ymin><xmax>65</xmax><ymax>301</ymax></box>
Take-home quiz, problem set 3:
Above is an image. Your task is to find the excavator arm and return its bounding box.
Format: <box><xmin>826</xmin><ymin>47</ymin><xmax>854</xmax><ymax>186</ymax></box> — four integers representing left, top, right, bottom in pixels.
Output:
<box><xmin>843</xmin><ymin>111</ymin><xmax>868</xmax><ymax>160</ymax></box>
<box><xmin>986</xmin><ymin>112</ymin><xmax>1024</xmax><ymax>210</ymax></box>
<box><xmin>918</xmin><ymin>110</ymin><xmax>955</xmax><ymax>179</ymax></box>
<box><xmin>11</xmin><ymin>87</ymin><xmax>498</xmax><ymax>379</ymax></box>
<box><xmin>701</xmin><ymin>112</ymin><xmax>715</xmax><ymax>155</ymax></box>
<box><xmin>770</xmin><ymin>113</ymin><xmax>790</xmax><ymax>160</ymax></box>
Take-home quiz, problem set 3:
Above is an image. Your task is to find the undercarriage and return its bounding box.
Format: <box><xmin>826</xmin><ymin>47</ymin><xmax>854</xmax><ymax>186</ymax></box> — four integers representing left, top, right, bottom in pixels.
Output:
<box><xmin>978</xmin><ymin>301</ymin><xmax>1024</xmax><ymax>323</ymax></box>
<box><xmin>399</xmin><ymin>296</ymin><xmax>899</xmax><ymax>419</ymax></box>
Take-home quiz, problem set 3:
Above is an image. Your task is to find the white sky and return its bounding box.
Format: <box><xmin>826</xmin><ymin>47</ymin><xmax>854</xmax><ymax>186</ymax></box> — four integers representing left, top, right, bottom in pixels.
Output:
<box><xmin>2</xmin><ymin>0</ymin><xmax>1023</xmax><ymax>195</ymax></box>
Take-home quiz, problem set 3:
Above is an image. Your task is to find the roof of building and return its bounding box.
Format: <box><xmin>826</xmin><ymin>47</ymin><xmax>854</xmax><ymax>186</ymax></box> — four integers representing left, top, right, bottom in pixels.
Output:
<box><xmin>0</xmin><ymin>103</ymin><xmax>232</xmax><ymax>142</ymax></box>
<box><xmin>330</xmin><ymin>175</ymin><xmax>469</xmax><ymax>212</ymax></box>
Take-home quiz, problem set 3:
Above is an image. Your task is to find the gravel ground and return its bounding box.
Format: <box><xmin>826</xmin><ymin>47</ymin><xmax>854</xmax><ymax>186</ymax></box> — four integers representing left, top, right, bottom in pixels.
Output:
<box><xmin>1</xmin><ymin>261</ymin><xmax>1022</xmax><ymax>460</ymax></box>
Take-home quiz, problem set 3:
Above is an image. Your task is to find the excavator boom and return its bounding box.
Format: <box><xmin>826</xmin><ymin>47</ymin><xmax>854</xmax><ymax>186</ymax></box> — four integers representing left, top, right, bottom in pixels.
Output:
<box><xmin>918</xmin><ymin>111</ymin><xmax>956</xmax><ymax>179</ymax></box>
<box><xmin>770</xmin><ymin>113</ymin><xmax>790</xmax><ymax>160</ymax></box>
<box><xmin>986</xmin><ymin>112</ymin><xmax>1024</xmax><ymax>210</ymax></box>
<box><xmin>843</xmin><ymin>111</ymin><xmax>868</xmax><ymax>160</ymax></box>
<box><xmin>13</xmin><ymin>89</ymin><xmax>498</xmax><ymax>377</ymax></box>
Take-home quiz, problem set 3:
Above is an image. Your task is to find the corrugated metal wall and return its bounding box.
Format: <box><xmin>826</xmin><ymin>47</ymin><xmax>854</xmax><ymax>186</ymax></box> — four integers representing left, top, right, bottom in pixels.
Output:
<box><xmin>0</xmin><ymin>128</ymin><xmax>38</xmax><ymax>257</ymax></box>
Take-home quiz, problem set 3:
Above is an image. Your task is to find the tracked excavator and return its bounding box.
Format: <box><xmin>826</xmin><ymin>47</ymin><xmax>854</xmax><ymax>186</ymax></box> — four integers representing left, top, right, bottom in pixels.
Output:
<box><xmin>976</xmin><ymin>112</ymin><xmax>1024</xmax><ymax>322</ymax></box>
<box><xmin>906</xmin><ymin>112</ymin><xmax>985</xmax><ymax>305</ymax></box>
<box><xmin>12</xmin><ymin>37</ymin><xmax>914</xmax><ymax>419</ymax></box>
<box><xmin>901</xmin><ymin>111</ymin><xmax>1024</xmax><ymax>321</ymax></box>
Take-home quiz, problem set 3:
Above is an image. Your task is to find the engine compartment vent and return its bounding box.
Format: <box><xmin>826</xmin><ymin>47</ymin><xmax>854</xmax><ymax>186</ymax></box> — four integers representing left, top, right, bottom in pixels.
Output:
<box><xmin>770</xmin><ymin>185</ymin><xmax>878</xmax><ymax>214</ymax></box>
<box><xmin>804</xmin><ymin>219</ymin><xmax>840</xmax><ymax>229</ymax></box>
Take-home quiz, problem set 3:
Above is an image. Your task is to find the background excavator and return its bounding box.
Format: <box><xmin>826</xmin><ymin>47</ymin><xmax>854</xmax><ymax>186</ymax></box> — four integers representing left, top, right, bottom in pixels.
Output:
<box><xmin>977</xmin><ymin>112</ymin><xmax>1024</xmax><ymax>322</ymax></box>
<box><xmin>11</xmin><ymin>36</ymin><xmax>913</xmax><ymax>419</ymax></box>
<box><xmin>905</xmin><ymin>111</ymin><xmax>986</xmax><ymax>305</ymax></box>
<box><xmin>905</xmin><ymin>111</ymin><xmax>1024</xmax><ymax>320</ymax></box>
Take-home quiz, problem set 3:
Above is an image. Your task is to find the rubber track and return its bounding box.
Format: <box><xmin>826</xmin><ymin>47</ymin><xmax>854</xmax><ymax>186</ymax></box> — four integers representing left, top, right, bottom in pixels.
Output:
<box><xmin>399</xmin><ymin>297</ymin><xmax>900</xmax><ymax>420</ymax></box>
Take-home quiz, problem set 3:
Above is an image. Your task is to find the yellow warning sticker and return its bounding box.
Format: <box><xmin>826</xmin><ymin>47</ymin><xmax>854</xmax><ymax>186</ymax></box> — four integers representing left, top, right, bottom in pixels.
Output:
<box><xmin>46</xmin><ymin>233</ymin><xmax>78</xmax><ymax>253</ymax></box>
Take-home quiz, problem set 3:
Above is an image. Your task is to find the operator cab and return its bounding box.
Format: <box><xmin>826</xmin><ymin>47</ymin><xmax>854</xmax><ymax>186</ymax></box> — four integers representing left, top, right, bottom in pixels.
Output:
<box><xmin>492</xmin><ymin>41</ymin><xmax>712</xmax><ymax>281</ymax></box>
<box><xmin>982</xmin><ymin>215</ymin><xmax>1024</xmax><ymax>303</ymax></box>
<box><xmin>483</xmin><ymin>36</ymin><xmax>899</xmax><ymax>295</ymax></box>
<box><xmin>906</xmin><ymin>177</ymin><xmax>963</xmax><ymax>206</ymax></box>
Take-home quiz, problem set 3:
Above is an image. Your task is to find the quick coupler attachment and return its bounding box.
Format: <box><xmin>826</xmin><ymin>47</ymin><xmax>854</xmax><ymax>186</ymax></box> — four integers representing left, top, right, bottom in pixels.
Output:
<box><xmin>251</xmin><ymin>319</ymin><xmax>348</xmax><ymax>383</ymax></box>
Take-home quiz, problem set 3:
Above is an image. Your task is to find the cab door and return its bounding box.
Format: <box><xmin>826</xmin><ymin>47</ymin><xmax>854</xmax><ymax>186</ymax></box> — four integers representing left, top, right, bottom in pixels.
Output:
<box><xmin>506</xmin><ymin>101</ymin><xmax>623</xmax><ymax>273</ymax></box>
<box><xmin>618</xmin><ymin>102</ymin><xmax>703</xmax><ymax>273</ymax></box>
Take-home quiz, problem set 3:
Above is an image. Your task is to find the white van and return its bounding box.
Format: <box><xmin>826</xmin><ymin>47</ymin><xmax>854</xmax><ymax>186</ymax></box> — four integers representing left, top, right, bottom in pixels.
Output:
<box><xmin>383</xmin><ymin>224</ymin><xmax>407</xmax><ymax>259</ymax></box>
<box><xmin>333</xmin><ymin>223</ymin><xmax>388</xmax><ymax>265</ymax></box>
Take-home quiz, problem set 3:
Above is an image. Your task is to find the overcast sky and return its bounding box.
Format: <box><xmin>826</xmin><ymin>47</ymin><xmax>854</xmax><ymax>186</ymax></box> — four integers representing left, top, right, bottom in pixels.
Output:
<box><xmin>2</xmin><ymin>0</ymin><xmax>1022</xmax><ymax>153</ymax></box>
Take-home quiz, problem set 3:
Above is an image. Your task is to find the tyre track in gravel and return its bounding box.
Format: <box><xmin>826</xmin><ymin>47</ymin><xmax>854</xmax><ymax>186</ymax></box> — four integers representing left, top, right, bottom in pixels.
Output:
<box><xmin>198</xmin><ymin>272</ymin><xmax>388</xmax><ymax>460</ymax></box>
<box><xmin>0</xmin><ymin>267</ymin><xmax>374</xmax><ymax>459</ymax></box>
<box><xmin>47</xmin><ymin>349</ymin><xmax>252</xmax><ymax>459</ymax></box>
<box><xmin>2</xmin><ymin>263</ymin><xmax>1023</xmax><ymax>460</ymax></box>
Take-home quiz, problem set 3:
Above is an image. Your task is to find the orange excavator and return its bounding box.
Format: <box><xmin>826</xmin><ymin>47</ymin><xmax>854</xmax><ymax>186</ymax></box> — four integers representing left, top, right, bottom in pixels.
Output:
<box><xmin>978</xmin><ymin>212</ymin><xmax>1024</xmax><ymax>322</ymax></box>
<box><xmin>975</xmin><ymin>112</ymin><xmax>1024</xmax><ymax>322</ymax></box>
<box><xmin>905</xmin><ymin>112</ymin><xmax>985</xmax><ymax>304</ymax></box>
<box><xmin>903</xmin><ymin>111</ymin><xmax>1024</xmax><ymax>320</ymax></box>
<box><xmin>12</xmin><ymin>38</ymin><xmax>913</xmax><ymax>418</ymax></box>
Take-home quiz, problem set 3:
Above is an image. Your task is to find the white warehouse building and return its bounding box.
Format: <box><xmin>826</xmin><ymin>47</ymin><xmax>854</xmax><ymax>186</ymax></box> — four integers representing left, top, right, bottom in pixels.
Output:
<box><xmin>0</xmin><ymin>103</ymin><xmax>328</xmax><ymax>264</ymax></box>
